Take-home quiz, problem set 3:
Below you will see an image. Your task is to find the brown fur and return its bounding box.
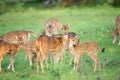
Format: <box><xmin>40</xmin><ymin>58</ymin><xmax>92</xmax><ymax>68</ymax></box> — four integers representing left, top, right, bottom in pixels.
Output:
<box><xmin>21</xmin><ymin>40</ymin><xmax>36</xmax><ymax>67</ymax></box>
<box><xmin>25</xmin><ymin>32</ymin><xmax>79</xmax><ymax>67</ymax></box>
<box><xmin>43</xmin><ymin>18</ymin><xmax>62</xmax><ymax>36</ymax></box>
<box><xmin>68</xmin><ymin>36</ymin><xmax>101</xmax><ymax>72</ymax></box>
<box><xmin>112</xmin><ymin>15</ymin><xmax>120</xmax><ymax>45</ymax></box>
<box><xmin>115</xmin><ymin>15</ymin><xmax>120</xmax><ymax>28</ymax></box>
<box><xmin>35</xmin><ymin>23</ymin><xmax>71</xmax><ymax>74</ymax></box>
<box><xmin>0</xmin><ymin>40</ymin><xmax>21</xmax><ymax>73</ymax></box>
<box><xmin>0</xmin><ymin>30</ymin><xmax>37</xmax><ymax>45</ymax></box>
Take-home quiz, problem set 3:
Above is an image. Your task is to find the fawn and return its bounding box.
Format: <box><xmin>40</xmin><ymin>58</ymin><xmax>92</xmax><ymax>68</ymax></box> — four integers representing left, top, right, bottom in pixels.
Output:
<box><xmin>68</xmin><ymin>35</ymin><xmax>101</xmax><ymax>72</ymax></box>
<box><xmin>0</xmin><ymin>40</ymin><xmax>21</xmax><ymax>73</ymax></box>
<box><xmin>35</xmin><ymin>23</ymin><xmax>71</xmax><ymax>74</ymax></box>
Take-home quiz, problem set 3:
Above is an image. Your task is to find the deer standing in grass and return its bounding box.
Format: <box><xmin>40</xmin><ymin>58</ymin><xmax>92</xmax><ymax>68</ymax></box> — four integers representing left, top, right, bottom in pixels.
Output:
<box><xmin>112</xmin><ymin>15</ymin><xmax>120</xmax><ymax>46</ymax></box>
<box><xmin>68</xmin><ymin>35</ymin><xmax>101</xmax><ymax>72</ymax></box>
<box><xmin>42</xmin><ymin>18</ymin><xmax>64</xmax><ymax>63</ymax></box>
<box><xmin>0</xmin><ymin>40</ymin><xmax>21</xmax><ymax>73</ymax></box>
<box><xmin>35</xmin><ymin>23</ymin><xmax>71</xmax><ymax>74</ymax></box>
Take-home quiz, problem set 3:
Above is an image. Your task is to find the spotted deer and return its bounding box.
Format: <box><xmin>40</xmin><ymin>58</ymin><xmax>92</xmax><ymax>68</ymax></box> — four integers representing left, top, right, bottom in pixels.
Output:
<box><xmin>43</xmin><ymin>18</ymin><xmax>63</xmax><ymax>36</ymax></box>
<box><xmin>112</xmin><ymin>15</ymin><xmax>120</xmax><ymax>45</ymax></box>
<box><xmin>25</xmin><ymin>32</ymin><xmax>78</xmax><ymax>67</ymax></box>
<box><xmin>68</xmin><ymin>36</ymin><xmax>102</xmax><ymax>72</ymax></box>
<box><xmin>35</xmin><ymin>23</ymin><xmax>71</xmax><ymax>74</ymax></box>
<box><xmin>0</xmin><ymin>40</ymin><xmax>21</xmax><ymax>73</ymax></box>
<box><xmin>0</xmin><ymin>30</ymin><xmax>37</xmax><ymax>45</ymax></box>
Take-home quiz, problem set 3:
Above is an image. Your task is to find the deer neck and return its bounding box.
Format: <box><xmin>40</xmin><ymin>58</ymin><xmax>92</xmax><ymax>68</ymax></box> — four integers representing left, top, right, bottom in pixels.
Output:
<box><xmin>62</xmin><ymin>34</ymin><xmax>69</xmax><ymax>49</ymax></box>
<box><xmin>63</xmin><ymin>34</ymin><xmax>68</xmax><ymax>39</ymax></box>
<box><xmin>68</xmin><ymin>43</ymin><xmax>74</xmax><ymax>51</ymax></box>
<box><xmin>68</xmin><ymin>43</ymin><xmax>77</xmax><ymax>56</ymax></box>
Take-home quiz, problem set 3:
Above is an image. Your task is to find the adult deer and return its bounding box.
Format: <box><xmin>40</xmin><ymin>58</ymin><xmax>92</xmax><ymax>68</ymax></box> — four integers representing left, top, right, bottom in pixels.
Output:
<box><xmin>35</xmin><ymin>23</ymin><xmax>71</xmax><ymax>74</ymax></box>
<box><xmin>43</xmin><ymin>18</ymin><xmax>63</xmax><ymax>36</ymax></box>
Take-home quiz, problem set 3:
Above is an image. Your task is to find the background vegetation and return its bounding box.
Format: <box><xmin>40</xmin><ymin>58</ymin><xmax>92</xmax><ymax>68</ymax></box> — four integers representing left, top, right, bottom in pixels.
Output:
<box><xmin>0</xmin><ymin>0</ymin><xmax>120</xmax><ymax>14</ymax></box>
<box><xmin>0</xmin><ymin>1</ymin><xmax>120</xmax><ymax>80</ymax></box>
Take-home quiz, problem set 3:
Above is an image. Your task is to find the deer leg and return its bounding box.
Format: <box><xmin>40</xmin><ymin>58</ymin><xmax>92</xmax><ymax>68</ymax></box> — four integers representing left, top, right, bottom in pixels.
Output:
<box><xmin>0</xmin><ymin>62</ymin><xmax>2</xmax><ymax>73</ymax></box>
<box><xmin>49</xmin><ymin>53</ymin><xmax>53</xmax><ymax>63</ymax></box>
<box><xmin>0</xmin><ymin>56</ymin><xmax>3</xmax><ymax>73</ymax></box>
<box><xmin>10</xmin><ymin>54</ymin><xmax>15</xmax><ymax>72</ymax></box>
<box><xmin>45</xmin><ymin>56</ymin><xmax>48</xmax><ymax>69</ymax></box>
<box><xmin>74</xmin><ymin>56</ymin><xmax>80</xmax><ymax>71</ymax></box>
<box><xmin>28</xmin><ymin>52</ymin><xmax>33</xmax><ymax>67</ymax></box>
<box><xmin>112</xmin><ymin>36</ymin><xmax>116</xmax><ymax>44</ymax></box>
<box><xmin>36</xmin><ymin>48</ymin><xmax>40</xmax><ymax>75</ymax></box>
<box><xmin>60</xmin><ymin>53</ymin><xmax>64</xmax><ymax>63</ymax></box>
<box><xmin>54</xmin><ymin>53</ymin><xmax>61</xmax><ymax>64</ymax></box>
<box><xmin>89</xmin><ymin>53</ymin><xmax>101</xmax><ymax>72</ymax></box>
<box><xmin>40</xmin><ymin>52</ymin><xmax>46</xmax><ymax>75</ymax></box>
<box><xmin>7</xmin><ymin>63</ymin><xmax>11</xmax><ymax>70</ymax></box>
<box><xmin>69</xmin><ymin>56</ymin><xmax>73</xmax><ymax>65</ymax></box>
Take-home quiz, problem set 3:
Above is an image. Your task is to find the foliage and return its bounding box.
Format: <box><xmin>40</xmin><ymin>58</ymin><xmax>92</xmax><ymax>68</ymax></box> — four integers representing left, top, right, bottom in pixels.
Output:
<box><xmin>0</xmin><ymin>0</ymin><xmax>120</xmax><ymax>14</ymax></box>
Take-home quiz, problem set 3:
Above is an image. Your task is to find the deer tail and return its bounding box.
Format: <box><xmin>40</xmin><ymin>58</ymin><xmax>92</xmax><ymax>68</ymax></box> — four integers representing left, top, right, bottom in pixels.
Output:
<box><xmin>27</xmin><ymin>31</ymin><xmax>37</xmax><ymax>37</ymax></box>
<box><xmin>101</xmin><ymin>48</ymin><xmax>105</xmax><ymax>53</ymax></box>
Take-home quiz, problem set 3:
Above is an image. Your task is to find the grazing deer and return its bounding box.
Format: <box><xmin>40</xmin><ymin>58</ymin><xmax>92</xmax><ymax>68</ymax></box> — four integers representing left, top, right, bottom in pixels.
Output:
<box><xmin>43</xmin><ymin>18</ymin><xmax>63</xmax><ymax>36</ymax></box>
<box><xmin>0</xmin><ymin>30</ymin><xmax>37</xmax><ymax>45</ymax></box>
<box><xmin>0</xmin><ymin>40</ymin><xmax>21</xmax><ymax>73</ymax></box>
<box><xmin>112</xmin><ymin>15</ymin><xmax>120</xmax><ymax>45</ymax></box>
<box><xmin>35</xmin><ymin>23</ymin><xmax>71</xmax><ymax>74</ymax></box>
<box><xmin>68</xmin><ymin>36</ymin><xmax>101</xmax><ymax>72</ymax></box>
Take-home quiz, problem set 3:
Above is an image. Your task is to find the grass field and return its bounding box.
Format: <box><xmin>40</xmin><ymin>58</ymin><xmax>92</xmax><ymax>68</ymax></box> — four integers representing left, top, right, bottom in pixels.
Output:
<box><xmin>0</xmin><ymin>6</ymin><xmax>120</xmax><ymax>80</ymax></box>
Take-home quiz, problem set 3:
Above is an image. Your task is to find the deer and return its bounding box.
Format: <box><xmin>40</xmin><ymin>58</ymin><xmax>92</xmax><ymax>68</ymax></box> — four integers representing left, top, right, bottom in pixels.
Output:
<box><xmin>112</xmin><ymin>15</ymin><xmax>120</xmax><ymax>46</ymax></box>
<box><xmin>35</xmin><ymin>23</ymin><xmax>71</xmax><ymax>74</ymax></box>
<box><xmin>23</xmin><ymin>32</ymin><xmax>78</xmax><ymax>68</ymax></box>
<box><xmin>0</xmin><ymin>30</ymin><xmax>37</xmax><ymax>45</ymax></box>
<box><xmin>24</xmin><ymin>32</ymin><xmax>78</xmax><ymax>68</ymax></box>
<box><xmin>0</xmin><ymin>40</ymin><xmax>21</xmax><ymax>73</ymax></box>
<box><xmin>68</xmin><ymin>35</ymin><xmax>102</xmax><ymax>72</ymax></box>
<box><xmin>43</xmin><ymin>18</ymin><xmax>63</xmax><ymax>36</ymax></box>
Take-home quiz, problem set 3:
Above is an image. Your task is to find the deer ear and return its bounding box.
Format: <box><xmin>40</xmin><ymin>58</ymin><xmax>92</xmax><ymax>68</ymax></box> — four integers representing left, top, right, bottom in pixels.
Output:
<box><xmin>67</xmin><ymin>23</ymin><xmax>72</xmax><ymax>28</ymax></box>
<box><xmin>45</xmin><ymin>24</ymin><xmax>48</xmax><ymax>27</ymax></box>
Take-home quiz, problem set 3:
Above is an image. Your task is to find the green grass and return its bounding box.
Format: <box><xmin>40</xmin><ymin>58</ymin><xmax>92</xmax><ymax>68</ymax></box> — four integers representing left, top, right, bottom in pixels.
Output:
<box><xmin>0</xmin><ymin>6</ymin><xmax>120</xmax><ymax>80</ymax></box>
